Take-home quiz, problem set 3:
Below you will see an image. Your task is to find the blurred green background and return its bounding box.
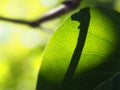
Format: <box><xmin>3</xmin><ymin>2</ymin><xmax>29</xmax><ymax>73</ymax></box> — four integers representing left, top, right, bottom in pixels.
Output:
<box><xmin>0</xmin><ymin>0</ymin><xmax>120</xmax><ymax>90</ymax></box>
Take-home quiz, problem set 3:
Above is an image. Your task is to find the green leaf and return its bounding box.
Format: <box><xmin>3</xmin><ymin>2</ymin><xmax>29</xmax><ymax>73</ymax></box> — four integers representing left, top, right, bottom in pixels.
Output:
<box><xmin>36</xmin><ymin>7</ymin><xmax>120</xmax><ymax>90</ymax></box>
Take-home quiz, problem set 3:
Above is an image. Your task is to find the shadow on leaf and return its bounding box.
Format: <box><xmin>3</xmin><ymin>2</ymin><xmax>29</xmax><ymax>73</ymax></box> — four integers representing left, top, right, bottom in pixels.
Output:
<box><xmin>61</xmin><ymin>8</ymin><xmax>90</xmax><ymax>90</ymax></box>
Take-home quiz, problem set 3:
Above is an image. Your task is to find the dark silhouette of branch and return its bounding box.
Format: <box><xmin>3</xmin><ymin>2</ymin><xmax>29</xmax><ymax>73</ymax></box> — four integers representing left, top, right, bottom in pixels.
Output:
<box><xmin>0</xmin><ymin>16</ymin><xmax>31</xmax><ymax>25</ymax></box>
<box><xmin>0</xmin><ymin>0</ymin><xmax>82</xmax><ymax>28</ymax></box>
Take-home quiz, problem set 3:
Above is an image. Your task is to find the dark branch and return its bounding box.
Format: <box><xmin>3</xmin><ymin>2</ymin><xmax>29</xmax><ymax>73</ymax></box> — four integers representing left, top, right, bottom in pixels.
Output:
<box><xmin>0</xmin><ymin>16</ymin><xmax>31</xmax><ymax>25</ymax></box>
<box><xmin>0</xmin><ymin>0</ymin><xmax>81</xmax><ymax>27</ymax></box>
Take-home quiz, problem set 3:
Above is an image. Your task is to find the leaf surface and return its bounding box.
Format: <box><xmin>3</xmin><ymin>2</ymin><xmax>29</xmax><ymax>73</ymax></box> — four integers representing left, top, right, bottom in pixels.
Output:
<box><xmin>36</xmin><ymin>7</ymin><xmax>120</xmax><ymax>90</ymax></box>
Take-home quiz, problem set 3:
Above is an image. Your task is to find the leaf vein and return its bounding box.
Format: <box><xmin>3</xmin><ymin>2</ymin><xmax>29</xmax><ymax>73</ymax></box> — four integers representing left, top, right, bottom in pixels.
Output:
<box><xmin>82</xmin><ymin>53</ymin><xmax>108</xmax><ymax>59</ymax></box>
<box><xmin>89</xmin><ymin>32</ymin><xmax>115</xmax><ymax>45</ymax></box>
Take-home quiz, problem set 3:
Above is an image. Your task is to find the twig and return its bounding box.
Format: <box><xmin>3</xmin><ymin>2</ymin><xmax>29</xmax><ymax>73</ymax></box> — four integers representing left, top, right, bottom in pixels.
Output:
<box><xmin>0</xmin><ymin>0</ymin><xmax>81</xmax><ymax>27</ymax></box>
<box><xmin>0</xmin><ymin>16</ymin><xmax>31</xmax><ymax>25</ymax></box>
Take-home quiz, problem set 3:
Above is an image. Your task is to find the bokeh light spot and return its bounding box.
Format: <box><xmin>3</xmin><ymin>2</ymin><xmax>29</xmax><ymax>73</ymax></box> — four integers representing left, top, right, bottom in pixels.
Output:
<box><xmin>0</xmin><ymin>62</ymin><xmax>9</xmax><ymax>83</ymax></box>
<box><xmin>20</xmin><ymin>30</ymin><xmax>41</xmax><ymax>48</ymax></box>
<box><xmin>0</xmin><ymin>25</ymin><xmax>13</xmax><ymax>44</ymax></box>
<box><xmin>40</xmin><ymin>0</ymin><xmax>58</xmax><ymax>7</ymax></box>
